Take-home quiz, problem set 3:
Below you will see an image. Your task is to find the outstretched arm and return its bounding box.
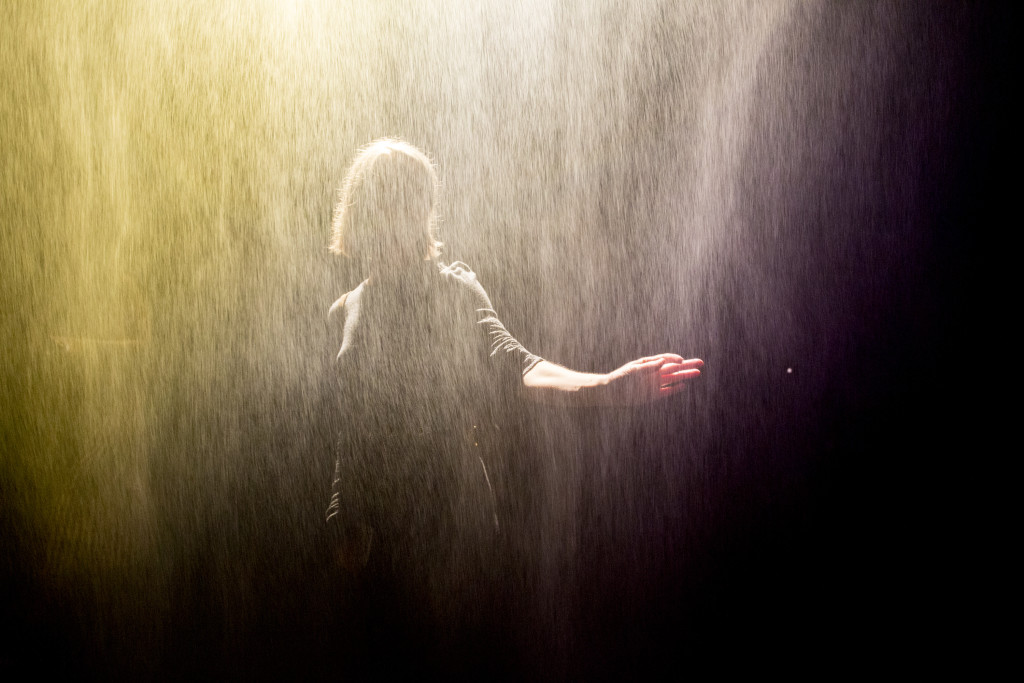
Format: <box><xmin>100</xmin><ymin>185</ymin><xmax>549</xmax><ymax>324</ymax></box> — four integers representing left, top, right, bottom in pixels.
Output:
<box><xmin>443</xmin><ymin>263</ymin><xmax>702</xmax><ymax>404</ymax></box>
<box><xmin>522</xmin><ymin>353</ymin><xmax>703</xmax><ymax>406</ymax></box>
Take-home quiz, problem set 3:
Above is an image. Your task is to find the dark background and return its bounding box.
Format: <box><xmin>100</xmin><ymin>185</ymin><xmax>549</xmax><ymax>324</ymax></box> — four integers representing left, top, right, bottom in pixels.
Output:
<box><xmin>2</xmin><ymin>1</ymin><xmax>1007</xmax><ymax>677</ymax></box>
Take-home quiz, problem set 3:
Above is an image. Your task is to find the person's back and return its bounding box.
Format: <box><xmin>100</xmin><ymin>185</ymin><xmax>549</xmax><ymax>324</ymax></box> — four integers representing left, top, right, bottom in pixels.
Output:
<box><xmin>329</xmin><ymin>259</ymin><xmax>516</xmax><ymax>551</ymax></box>
<box><xmin>327</xmin><ymin>260</ymin><xmax>531</xmax><ymax>675</ymax></box>
<box><xmin>320</xmin><ymin>138</ymin><xmax>703</xmax><ymax>676</ymax></box>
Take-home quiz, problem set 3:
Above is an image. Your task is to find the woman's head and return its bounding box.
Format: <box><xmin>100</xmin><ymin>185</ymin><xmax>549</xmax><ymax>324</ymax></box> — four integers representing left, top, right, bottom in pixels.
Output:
<box><xmin>330</xmin><ymin>138</ymin><xmax>441</xmax><ymax>268</ymax></box>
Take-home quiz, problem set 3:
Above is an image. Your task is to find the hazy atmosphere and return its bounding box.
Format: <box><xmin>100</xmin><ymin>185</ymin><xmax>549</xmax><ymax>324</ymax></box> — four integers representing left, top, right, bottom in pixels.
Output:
<box><xmin>2</xmin><ymin>1</ymin><xmax>1004</xmax><ymax>677</ymax></box>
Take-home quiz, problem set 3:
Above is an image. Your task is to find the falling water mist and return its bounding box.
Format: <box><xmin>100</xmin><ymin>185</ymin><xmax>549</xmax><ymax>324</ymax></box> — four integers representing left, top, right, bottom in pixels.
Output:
<box><xmin>1</xmin><ymin>1</ymin><xmax>1001</xmax><ymax>677</ymax></box>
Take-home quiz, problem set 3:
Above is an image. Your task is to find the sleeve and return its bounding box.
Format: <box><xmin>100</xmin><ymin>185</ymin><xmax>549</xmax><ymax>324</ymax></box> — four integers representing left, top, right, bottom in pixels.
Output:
<box><xmin>440</xmin><ymin>261</ymin><xmax>544</xmax><ymax>380</ymax></box>
<box><xmin>324</xmin><ymin>289</ymin><xmax>367</xmax><ymax>530</ymax></box>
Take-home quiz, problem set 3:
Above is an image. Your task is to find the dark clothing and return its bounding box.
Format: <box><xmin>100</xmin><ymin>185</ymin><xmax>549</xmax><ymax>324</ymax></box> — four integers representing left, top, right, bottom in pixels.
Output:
<box><xmin>326</xmin><ymin>260</ymin><xmax>540</xmax><ymax>533</ymax></box>
<box><xmin>323</xmin><ymin>261</ymin><xmax>541</xmax><ymax>672</ymax></box>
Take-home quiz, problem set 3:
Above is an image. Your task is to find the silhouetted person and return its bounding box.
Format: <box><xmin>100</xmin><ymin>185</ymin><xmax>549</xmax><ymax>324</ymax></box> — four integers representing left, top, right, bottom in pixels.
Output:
<box><xmin>323</xmin><ymin>138</ymin><xmax>702</xmax><ymax>675</ymax></box>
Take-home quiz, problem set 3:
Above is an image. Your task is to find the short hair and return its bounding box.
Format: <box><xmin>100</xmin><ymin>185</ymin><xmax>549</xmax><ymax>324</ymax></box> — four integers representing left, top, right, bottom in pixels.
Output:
<box><xmin>329</xmin><ymin>138</ymin><xmax>442</xmax><ymax>262</ymax></box>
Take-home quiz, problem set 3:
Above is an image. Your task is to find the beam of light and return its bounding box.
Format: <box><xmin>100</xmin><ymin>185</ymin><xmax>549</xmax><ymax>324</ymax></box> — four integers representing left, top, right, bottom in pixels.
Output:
<box><xmin>2</xmin><ymin>0</ymin><xmax>977</xmax><ymax>675</ymax></box>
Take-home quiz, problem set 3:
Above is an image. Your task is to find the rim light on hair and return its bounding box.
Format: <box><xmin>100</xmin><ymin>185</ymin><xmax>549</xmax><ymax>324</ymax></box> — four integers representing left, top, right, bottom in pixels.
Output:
<box><xmin>329</xmin><ymin>138</ymin><xmax>442</xmax><ymax>267</ymax></box>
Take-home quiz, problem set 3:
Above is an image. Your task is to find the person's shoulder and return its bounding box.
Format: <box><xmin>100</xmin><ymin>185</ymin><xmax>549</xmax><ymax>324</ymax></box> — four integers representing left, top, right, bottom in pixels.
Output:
<box><xmin>438</xmin><ymin>261</ymin><xmax>490</xmax><ymax>300</ymax></box>
<box><xmin>328</xmin><ymin>293</ymin><xmax>348</xmax><ymax>319</ymax></box>
<box><xmin>438</xmin><ymin>260</ymin><xmax>478</xmax><ymax>285</ymax></box>
<box><xmin>438</xmin><ymin>261</ymin><xmax>495</xmax><ymax>312</ymax></box>
<box><xmin>328</xmin><ymin>280</ymin><xmax>367</xmax><ymax>321</ymax></box>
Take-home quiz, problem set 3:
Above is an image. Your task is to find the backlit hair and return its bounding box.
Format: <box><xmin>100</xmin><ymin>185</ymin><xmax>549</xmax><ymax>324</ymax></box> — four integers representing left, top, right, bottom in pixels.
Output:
<box><xmin>329</xmin><ymin>138</ymin><xmax>441</xmax><ymax>263</ymax></box>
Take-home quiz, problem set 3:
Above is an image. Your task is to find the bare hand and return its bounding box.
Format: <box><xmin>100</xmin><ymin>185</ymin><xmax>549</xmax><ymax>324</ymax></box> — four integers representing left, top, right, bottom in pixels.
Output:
<box><xmin>605</xmin><ymin>353</ymin><xmax>703</xmax><ymax>405</ymax></box>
